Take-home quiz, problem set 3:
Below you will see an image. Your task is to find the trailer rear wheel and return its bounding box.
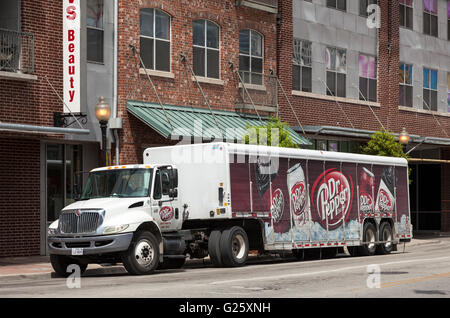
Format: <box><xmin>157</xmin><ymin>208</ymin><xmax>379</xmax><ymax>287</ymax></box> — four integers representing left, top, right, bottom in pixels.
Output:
<box><xmin>377</xmin><ymin>222</ymin><xmax>394</xmax><ymax>255</ymax></box>
<box><xmin>359</xmin><ymin>222</ymin><xmax>377</xmax><ymax>256</ymax></box>
<box><xmin>220</xmin><ymin>226</ymin><xmax>249</xmax><ymax>267</ymax></box>
<box><xmin>208</xmin><ymin>229</ymin><xmax>223</xmax><ymax>267</ymax></box>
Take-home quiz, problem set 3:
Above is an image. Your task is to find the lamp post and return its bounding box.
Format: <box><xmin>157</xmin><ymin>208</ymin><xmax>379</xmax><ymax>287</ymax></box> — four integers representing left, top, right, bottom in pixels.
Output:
<box><xmin>399</xmin><ymin>127</ymin><xmax>410</xmax><ymax>153</ymax></box>
<box><xmin>95</xmin><ymin>96</ymin><xmax>112</xmax><ymax>166</ymax></box>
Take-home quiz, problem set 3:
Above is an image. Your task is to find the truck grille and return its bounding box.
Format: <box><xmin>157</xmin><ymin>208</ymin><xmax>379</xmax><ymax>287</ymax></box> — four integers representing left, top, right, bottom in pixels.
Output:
<box><xmin>59</xmin><ymin>210</ymin><xmax>102</xmax><ymax>234</ymax></box>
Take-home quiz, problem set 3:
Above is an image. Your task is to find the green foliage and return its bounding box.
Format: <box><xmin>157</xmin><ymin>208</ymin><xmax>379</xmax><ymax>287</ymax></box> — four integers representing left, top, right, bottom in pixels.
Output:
<box><xmin>360</xmin><ymin>129</ymin><xmax>408</xmax><ymax>159</ymax></box>
<box><xmin>243</xmin><ymin>116</ymin><xmax>298</xmax><ymax>149</ymax></box>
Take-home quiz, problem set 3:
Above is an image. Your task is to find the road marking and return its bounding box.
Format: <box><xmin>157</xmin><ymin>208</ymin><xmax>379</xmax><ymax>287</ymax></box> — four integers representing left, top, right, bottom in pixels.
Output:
<box><xmin>209</xmin><ymin>255</ymin><xmax>450</xmax><ymax>285</ymax></box>
<box><xmin>381</xmin><ymin>271</ymin><xmax>450</xmax><ymax>289</ymax></box>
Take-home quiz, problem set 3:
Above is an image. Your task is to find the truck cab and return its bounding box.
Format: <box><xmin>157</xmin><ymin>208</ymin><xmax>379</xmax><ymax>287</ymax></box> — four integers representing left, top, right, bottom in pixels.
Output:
<box><xmin>47</xmin><ymin>164</ymin><xmax>183</xmax><ymax>276</ymax></box>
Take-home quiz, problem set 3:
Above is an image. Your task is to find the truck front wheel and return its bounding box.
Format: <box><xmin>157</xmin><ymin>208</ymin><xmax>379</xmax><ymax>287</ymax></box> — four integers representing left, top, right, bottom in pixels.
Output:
<box><xmin>122</xmin><ymin>231</ymin><xmax>160</xmax><ymax>275</ymax></box>
<box><xmin>219</xmin><ymin>226</ymin><xmax>249</xmax><ymax>267</ymax></box>
<box><xmin>50</xmin><ymin>254</ymin><xmax>87</xmax><ymax>278</ymax></box>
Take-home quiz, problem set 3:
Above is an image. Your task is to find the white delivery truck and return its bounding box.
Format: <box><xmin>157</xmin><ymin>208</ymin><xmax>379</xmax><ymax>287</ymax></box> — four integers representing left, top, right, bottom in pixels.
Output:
<box><xmin>48</xmin><ymin>142</ymin><xmax>412</xmax><ymax>276</ymax></box>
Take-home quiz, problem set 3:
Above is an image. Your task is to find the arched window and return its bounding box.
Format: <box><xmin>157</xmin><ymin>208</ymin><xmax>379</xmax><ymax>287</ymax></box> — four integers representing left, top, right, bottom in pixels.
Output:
<box><xmin>140</xmin><ymin>8</ymin><xmax>170</xmax><ymax>72</ymax></box>
<box><xmin>193</xmin><ymin>19</ymin><xmax>220</xmax><ymax>79</ymax></box>
<box><xmin>239</xmin><ymin>29</ymin><xmax>263</xmax><ymax>85</ymax></box>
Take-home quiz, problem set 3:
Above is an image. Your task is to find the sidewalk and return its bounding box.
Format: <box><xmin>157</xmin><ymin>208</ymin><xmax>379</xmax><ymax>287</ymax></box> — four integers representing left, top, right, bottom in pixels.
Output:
<box><xmin>0</xmin><ymin>235</ymin><xmax>445</xmax><ymax>281</ymax></box>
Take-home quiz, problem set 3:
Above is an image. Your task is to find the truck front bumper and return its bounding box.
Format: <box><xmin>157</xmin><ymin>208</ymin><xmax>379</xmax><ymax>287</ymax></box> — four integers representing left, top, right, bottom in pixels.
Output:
<box><xmin>48</xmin><ymin>232</ymin><xmax>133</xmax><ymax>256</ymax></box>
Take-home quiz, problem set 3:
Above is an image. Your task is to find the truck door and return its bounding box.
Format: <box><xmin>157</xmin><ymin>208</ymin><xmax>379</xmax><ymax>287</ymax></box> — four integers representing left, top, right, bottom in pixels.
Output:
<box><xmin>151</xmin><ymin>167</ymin><xmax>182</xmax><ymax>232</ymax></box>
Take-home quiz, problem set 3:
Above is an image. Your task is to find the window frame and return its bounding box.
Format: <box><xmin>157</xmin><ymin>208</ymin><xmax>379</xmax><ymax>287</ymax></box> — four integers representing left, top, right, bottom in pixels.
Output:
<box><xmin>358</xmin><ymin>53</ymin><xmax>378</xmax><ymax>102</ymax></box>
<box><xmin>86</xmin><ymin>0</ymin><xmax>104</xmax><ymax>64</ymax></box>
<box><xmin>239</xmin><ymin>29</ymin><xmax>264</xmax><ymax>86</ymax></box>
<box><xmin>423</xmin><ymin>0</ymin><xmax>438</xmax><ymax>37</ymax></box>
<box><xmin>292</xmin><ymin>38</ymin><xmax>312</xmax><ymax>93</ymax></box>
<box><xmin>139</xmin><ymin>8</ymin><xmax>171</xmax><ymax>72</ymax></box>
<box><xmin>399</xmin><ymin>62</ymin><xmax>414</xmax><ymax>107</ymax></box>
<box><xmin>192</xmin><ymin>19</ymin><xmax>220</xmax><ymax>79</ymax></box>
<box><xmin>326</xmin><ymin>0</ymin><xmax>347</xmax><ymax>12</ymax></box>
<box><xmin>325</xmin><ymin>46</ymin><xmax>347</xmax><ymax>98</ymax></box>
<box><xmin>423</xmin><ymin>67</ymin><xmax>438</xmax><ymax>111</ymax></box>
<box><xmin>399</xmin><ymin>0</ymin><xmax>413</xmax><ymax>29</ymax></box>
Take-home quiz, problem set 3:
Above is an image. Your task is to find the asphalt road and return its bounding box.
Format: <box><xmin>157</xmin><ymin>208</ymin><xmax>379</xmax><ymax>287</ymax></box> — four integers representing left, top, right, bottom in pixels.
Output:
<box><xmin>1</xmin><ymin>237</ymin><xmax>450</xmax><ymax>298</ymax></box>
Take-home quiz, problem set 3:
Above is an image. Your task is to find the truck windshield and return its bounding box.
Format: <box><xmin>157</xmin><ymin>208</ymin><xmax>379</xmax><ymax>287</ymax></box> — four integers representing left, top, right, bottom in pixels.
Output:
<box><xmin>80</xmin><ymin>169</ymin><xmax>153</xmax><ymax>200</ymax></box>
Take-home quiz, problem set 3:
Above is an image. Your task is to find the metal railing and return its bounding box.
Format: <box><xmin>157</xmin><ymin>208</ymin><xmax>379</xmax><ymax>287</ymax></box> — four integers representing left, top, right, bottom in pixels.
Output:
<box><xmin>236</xmin><ymin>70</ymin><xmax>278</xmax><ymax>113</ymax></box>
<box><xmin>0</xmin><ymin>28</ymin><xmax>34</xmax><ymax>74</ymax></box>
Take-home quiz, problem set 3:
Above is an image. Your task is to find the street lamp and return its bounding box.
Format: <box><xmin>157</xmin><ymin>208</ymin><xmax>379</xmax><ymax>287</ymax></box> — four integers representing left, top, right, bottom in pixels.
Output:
<box><xmin>399</xmin><ymin>127</ymin><xmax>410</xmax><ymax>153</ymax></box>
<box><xmin>95</xmin><ymin>96</ymin><xmax>111</xmax><ymax>166</ymax></box>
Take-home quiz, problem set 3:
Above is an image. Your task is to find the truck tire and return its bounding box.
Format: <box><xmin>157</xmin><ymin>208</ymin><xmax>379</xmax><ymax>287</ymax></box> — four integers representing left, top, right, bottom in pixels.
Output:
<box><xmin>219</xmin><ymin>226</ymin><xmax>249</xmax><ymax>267</ymax></box>
<box><xmin>377</xmin><ymin>222</ymin><xmax>394</xmax><ymax>255</ymax></box>
<box><xmin>122</xmin><ymin>231</ymin><xmax>160</xmax><ymax>275</ymax></box>
<box><xmin>359</xmin><ymin>222</ymin><xmax>377</xmax><ymax>256</ymax></box>
<box><xmin>50</xmin><ymin>254</ymin><xmax>87</xmax><ymax>278</ymax></box>
<box><xmin>208</xmin><ymin>229</ymin><xmax>223</xmax><ymax>267</ymax></box>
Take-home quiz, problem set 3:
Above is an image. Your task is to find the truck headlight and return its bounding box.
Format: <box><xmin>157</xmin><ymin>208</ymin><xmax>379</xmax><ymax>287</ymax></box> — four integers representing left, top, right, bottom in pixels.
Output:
<box><xmin>103</xmin><ymin>224</ymin><xmax>129</xmax><ymax>234</ymax></box>
<box><xmin>48</xmin><ymin>228</ymin><xmax>59</xmax><ymax>236</ymax></box>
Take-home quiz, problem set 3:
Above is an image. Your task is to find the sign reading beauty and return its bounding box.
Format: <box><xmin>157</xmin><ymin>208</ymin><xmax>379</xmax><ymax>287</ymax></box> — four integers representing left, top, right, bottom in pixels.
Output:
<box><xmin>63</xmin><ymin>0</ymin><xmax>80</xmax><ymax>113</ymax></box>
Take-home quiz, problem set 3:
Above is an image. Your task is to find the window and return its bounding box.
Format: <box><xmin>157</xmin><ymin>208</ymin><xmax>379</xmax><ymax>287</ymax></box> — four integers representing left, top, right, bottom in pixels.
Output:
<box><xmin>360</xmin><ymin>0</ymin><xmax>378</xmax><ymax>17</ymax></box>
<box><xmin>448</xmin><ymin>1</ymin><xmax>450</xmax><ymax>40</ymax></box>
<box><xmin>140</xmin><ymin>8</ymin><xmax>170</xmax><ymax>72</ymax></box>
<box><xmin>447</xmin><ymin>73</ymin><xmax>450</xmax><ymax>112</ymax></box>
<box><xmin>423</xmin><ymin>68</ymin><xmax>438</xmax><ymax>111</ymax></box>
<box><xmin>327</xmin><ymin>0</ymin><xmax>346</xmax><ymax>11</ymax></box>
<box><xmin>326</xmin><ymin>47</ymin><xmax>346</xmax><ymax>98</ymax></box>
<box><xmin>239</xmin><ymin>30</ymin><xmax>263</xmax><ymax>85</ymax></box>
<box><xmin>193</xmin><ymin>20</ymin><xmax>220</xmax><ymax>79</ymax></box>
<box><xmin>359</xmin><ymin>54</ymin><xmax>377</xmax><ymax>102</ymax></box>
<box><xmin>399</xmin><ymin>0</ymin><xmax>413</xmax><ymax>29</ymax></box>
<box><xmin>423</xmin><ymin>0</ymin><xmax>438</xmax><ymax>37</ymax></box>
<box><xmin>87</xmin><ymin>0</ymin><xmax>104</xmax><ymax>63</ymax></box>
<box><xmin>292</xmin><ymin>39</ymin><xmax>312</xmax><ymax>92</ymax></box>
<box><xmin>399</xmin><ymin>63</ymin><xmax>413</xmax><ymax>107</ymax></box>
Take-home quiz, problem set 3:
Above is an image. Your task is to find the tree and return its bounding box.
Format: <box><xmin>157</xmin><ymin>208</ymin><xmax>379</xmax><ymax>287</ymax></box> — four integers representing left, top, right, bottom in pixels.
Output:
<box><xmin>243</xmin><ymin>117</ymin><xmax>298</xmax><ymax>149</ymax></box>
<box><xmin>360</xmin><ymin>129</ymin><xmax>408</xmax><ymax>159</ymax></box>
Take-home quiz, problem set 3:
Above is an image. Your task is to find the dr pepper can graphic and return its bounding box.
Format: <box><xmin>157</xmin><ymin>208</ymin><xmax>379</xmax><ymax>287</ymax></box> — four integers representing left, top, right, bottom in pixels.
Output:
<box><xmin>287</xmin><ymin>163</ymin><xmax>310</xmax><ymax>228</ymax></box>
<box><xmin>254</xmin><ymin>156</ymin><xmax>289</xmax><ymax>234</ymax></box>
<box><xmin>375</xmin><ymin>166</ymin><xmax>395</xmax><ymax>214</ymax></box>
<box><xmin>359</xmin><ymin>167</ymin><xmax>374</xmax><ymax>214</ymax></box>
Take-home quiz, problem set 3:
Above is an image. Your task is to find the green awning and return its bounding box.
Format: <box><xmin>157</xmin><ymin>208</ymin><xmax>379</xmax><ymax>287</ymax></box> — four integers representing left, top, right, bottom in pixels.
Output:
<box><xmin>127</xmin><ymin>100</ymin><xmax>311</xmax><ymax>146</ymax></box>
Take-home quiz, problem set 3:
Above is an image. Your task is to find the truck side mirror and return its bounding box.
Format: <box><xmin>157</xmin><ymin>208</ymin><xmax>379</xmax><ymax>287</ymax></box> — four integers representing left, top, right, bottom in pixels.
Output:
<box><xmin>170</xmin><ymin>168</ymin><xmax>178</xmax><ymax>188</ymax></box>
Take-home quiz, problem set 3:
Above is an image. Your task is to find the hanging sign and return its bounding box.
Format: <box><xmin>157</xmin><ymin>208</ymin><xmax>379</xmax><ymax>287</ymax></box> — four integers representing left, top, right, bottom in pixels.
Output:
<box><xmin>63</xmin><ymin>0</ymin><xmax>80</xmax><ymax>113</ymax></box>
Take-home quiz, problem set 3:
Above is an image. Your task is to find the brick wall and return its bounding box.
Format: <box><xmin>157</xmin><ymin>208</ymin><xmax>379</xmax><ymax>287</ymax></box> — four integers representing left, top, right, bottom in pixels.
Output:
<box><xmin>0</xmin><ymin>0</ymin><xmax>63</xmax><ymax>128</ymax></box>
<box><xmin>0</xmin><ymin>138</ymin><xmax>41</xmax><ymax>257</ymax></box>
<box><xmin>0</xmin><ymin>0</ymin><xmax>63</xmax><ymax>257</ymax></box>
<box><xmin>117</xmin><ymin>0</ymin><xmax>278</xmax><ymax>164</ymax></box>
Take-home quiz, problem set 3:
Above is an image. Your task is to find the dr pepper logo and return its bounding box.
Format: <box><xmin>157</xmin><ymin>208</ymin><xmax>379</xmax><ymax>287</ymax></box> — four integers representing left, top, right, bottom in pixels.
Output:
<box><xmin>377</xmin><ymin>189</ymin><xmax>393</xmax><ymax>212</ymax></box>
<box><xmin>159</xmin><ymin>206</ymin><xmax>174</xmax><ymax>222</ymax></box>
<box><xmin>291</xmin><ymin>181</ymin><xmax>307</xmax><ymax>216</ymax></box>
<box><xmin>270</xmin><ymin>188</ymin><xmax>284</xmax><ymax>223</ymax></box>
<box><xmin>311</xmin><ymin>169</ymin><xmax>353</xmax><ymax>230</ymax></box>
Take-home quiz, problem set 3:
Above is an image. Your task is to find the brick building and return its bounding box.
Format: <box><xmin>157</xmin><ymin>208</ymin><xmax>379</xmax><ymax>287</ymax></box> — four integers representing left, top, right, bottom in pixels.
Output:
<box><xmin>0</xmin><ymin>0</ymin><xmax>101</xmax><ymax>257</ymax></box>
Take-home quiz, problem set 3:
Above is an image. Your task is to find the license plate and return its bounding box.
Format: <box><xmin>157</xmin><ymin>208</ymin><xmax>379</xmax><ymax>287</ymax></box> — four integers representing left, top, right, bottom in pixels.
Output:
<box><xmin>71</xmin><ymin>248</ymin><xmax>83</xmax><ymax>256</ymax></box>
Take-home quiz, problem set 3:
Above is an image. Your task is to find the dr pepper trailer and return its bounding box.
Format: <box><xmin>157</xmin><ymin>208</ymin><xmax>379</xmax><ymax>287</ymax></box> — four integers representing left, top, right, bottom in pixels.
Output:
<box><xmin>144</xmin><ymin>142</ymin><xmax>412</xmax><ymax>266</ymax></box>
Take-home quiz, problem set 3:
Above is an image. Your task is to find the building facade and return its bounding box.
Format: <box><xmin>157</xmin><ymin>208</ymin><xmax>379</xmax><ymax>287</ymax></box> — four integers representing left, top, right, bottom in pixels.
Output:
<box><xmin>277</xmin><ymin>0</ymin><xmax>450</xmax><ymax>232</ymax></box>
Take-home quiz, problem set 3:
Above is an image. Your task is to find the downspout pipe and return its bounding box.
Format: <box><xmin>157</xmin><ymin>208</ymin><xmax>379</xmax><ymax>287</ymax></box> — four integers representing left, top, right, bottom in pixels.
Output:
<box><xmin>113</xmin><ymin>0</ymin><xmax>120</xmax><ymax>165</ymax></box>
